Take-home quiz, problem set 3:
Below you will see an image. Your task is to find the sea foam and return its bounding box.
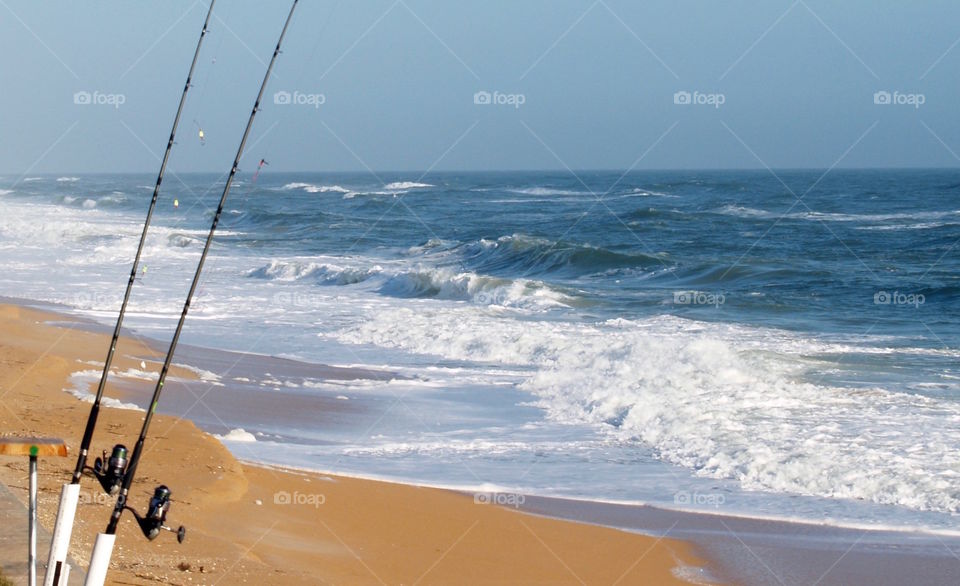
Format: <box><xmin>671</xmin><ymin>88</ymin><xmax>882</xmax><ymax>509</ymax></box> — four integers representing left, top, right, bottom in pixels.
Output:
<box><xmin>337</xmin><ymin>310</ymin><xmax>960</xmax><ymax>514</ymax></box>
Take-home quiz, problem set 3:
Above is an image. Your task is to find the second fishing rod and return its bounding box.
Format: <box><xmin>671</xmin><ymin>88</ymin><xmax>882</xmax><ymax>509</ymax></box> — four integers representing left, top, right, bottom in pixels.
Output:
<box><xmin>82</xmin><ymin>1</ymin><xmax>299</xmax><ymax>584</ymax></box>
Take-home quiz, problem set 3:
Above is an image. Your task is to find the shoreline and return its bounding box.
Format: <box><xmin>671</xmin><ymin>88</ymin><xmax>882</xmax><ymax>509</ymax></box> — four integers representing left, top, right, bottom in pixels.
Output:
<box><xmin>4</xmin><ymin>299</ymin><xmax>959</xmax><ymax>584</ymax></box>
<box><xmin>0</xmin><ymin>302</ymin><xmax>711</xmax><ymax>584</ymax></box>
<box><xmin>240</xmin><ymin>458</ymin><xmax>960</xmax><ymax>540</ymax></box>
<box><xmin>25</xmin><ymin>295</ymin><xmax>955</xmax><ymax>540</ymax></box>
<box><xmin>236</xmin><ymin>461</ymin><xmax>960</xmax><ymax>585</ymax></box>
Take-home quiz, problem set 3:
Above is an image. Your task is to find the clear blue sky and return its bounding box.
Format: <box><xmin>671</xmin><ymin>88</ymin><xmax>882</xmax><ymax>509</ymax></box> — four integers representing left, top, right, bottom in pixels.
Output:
<box><xmin>1</xmin><ymin>0</ymin><xmax>958</xmax><ymax>173</ymax></box>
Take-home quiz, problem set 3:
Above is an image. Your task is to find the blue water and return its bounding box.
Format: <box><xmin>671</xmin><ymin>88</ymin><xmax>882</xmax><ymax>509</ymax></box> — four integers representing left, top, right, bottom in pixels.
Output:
<box><xmin>1</xmin><ymin>170</ymin><xmax>958</xmax><ymax>532</ymax></box>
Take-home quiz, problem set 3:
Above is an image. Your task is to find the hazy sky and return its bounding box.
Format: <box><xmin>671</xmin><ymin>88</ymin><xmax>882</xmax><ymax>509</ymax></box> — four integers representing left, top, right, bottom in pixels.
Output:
<box><xmin>1</xmin><ymin>0</ymin><xmax>958</xmax><ymax>173</ymax></box>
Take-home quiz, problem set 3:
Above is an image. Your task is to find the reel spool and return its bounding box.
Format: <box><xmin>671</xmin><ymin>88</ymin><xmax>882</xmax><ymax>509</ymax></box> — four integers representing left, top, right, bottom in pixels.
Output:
<box><xmin>91</xmin><ymin>445</ymin><xmax>128</xmax><ymax>495</ymax></box>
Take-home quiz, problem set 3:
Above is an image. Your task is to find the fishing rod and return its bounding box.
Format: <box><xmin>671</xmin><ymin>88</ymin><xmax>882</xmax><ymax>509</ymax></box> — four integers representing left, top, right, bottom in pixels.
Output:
<box><xmin>83</xmin><ymin>2</ymin><xmax>299</xmax><ymax>584</ymax></box>
<box><xmin>44</xmin><ymin>3</ymin><xmax>216</xmax><ymax>584</ymax></box>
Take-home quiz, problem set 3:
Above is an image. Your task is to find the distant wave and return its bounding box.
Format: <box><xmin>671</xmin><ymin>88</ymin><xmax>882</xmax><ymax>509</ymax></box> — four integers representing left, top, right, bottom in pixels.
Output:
<box><xmin>384</xmin><ymin>181</ymin><xmax>433</xmax><ymax>190</ymax></box>
<box><xmin>506</xmin><ymin>187</ymin><xmax>589</xmax><ymax>196</ymax></box>
<box><xmin>280</xmin><ymin>181</ymin><xmax>431</xmax><ymax>197</ymax></box>
<box><xmin>377</xmin><ymin>267</ymin><xmax>575</xmax><ymax>309</ymax></box>
<box><xmin>281</xmin><ymin>182</ymin><xmax>351</xmax><ymax>194</ymax></box>
<box><xmin>631</xmin><ymin>188</ymin><xmax>670</xmax><ymax>196</ymax></box>
<box><xmin>462</xmin><ymin>233</ymin><xmax>667</xmax><ymax>277</ymax></box>
<box><xmin>246</xmin><ymin>259</ymin><xmax>382</xmax><ymax>286</ymax></box>
<box><xmin>855</xmin><ymin>222</ymin><xmax>960</xmax><ymax>231</ymax></box>
<box><xmin>342</xmin><ymin>189</ymin><xmax>407</xmax><ymax>199</ymax></box>
<box><xmin>56</xmin><ymin>176</ymin><xmax>80</xmax><ymax>182</ymax></box>
<box><xmin>717</xmin><ymin>205</ymin><xmax>960</xmax><ymax>223</ymax></box>
<box><xmin>245</xmin><ymin>257</ymin><xmax>576</xmax><ymax>310</ymax></box>
<box><xmin>55</xmin><ymin>194</ymin><xmax>125</xmax><ymax>210</ymax></box>
<box><xmin>0</xmin><ymin>189</ymin><xmax>12</xmax><ymax>196</ymax></box>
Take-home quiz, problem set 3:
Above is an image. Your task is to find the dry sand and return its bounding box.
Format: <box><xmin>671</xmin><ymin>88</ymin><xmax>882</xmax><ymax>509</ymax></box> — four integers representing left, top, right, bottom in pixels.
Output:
<box><xmin>0</xmin><ymin>304</ymin><xmax>713</xmax><ymax>585</ymax></box>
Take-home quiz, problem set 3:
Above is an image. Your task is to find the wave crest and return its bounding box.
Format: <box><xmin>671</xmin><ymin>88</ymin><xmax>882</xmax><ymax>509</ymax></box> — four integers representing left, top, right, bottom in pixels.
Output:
<box><xmin>384</xmin><ymin>181</ymin><xmax>433</xmax><ymax>190</ymax></box>
<box><xmin>281</xmin><ymin>182</ymin><xmax>351</xmax><ymax>194</ymax></box>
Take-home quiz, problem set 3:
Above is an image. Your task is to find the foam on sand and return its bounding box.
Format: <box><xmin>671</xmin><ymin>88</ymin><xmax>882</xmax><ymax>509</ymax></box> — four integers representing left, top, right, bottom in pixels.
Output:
<box><xmin>63</xmin><ymin>369</ymin><xmax>143</xmax><ymax>411</ymax></box>
<box><xmin>215</xmin><ymin>428</ymin><xmax>258</xmax><ymax>442</ymax></box>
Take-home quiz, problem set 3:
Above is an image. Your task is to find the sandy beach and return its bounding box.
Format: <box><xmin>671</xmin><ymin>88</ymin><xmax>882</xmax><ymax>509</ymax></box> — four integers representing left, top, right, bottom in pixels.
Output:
<box><xmin>4</xmin><ymin>2</ymin><xmax>960</xmax><ymax>583</ymax></box>
<box><xmin>0</xmin><ymin>303</ymin><xmax>710</xmax><ymax>585</ymax></box>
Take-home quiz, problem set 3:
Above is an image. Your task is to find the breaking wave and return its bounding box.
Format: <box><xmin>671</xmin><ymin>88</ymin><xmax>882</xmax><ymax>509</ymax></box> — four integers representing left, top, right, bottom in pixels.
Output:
<box><xmin>337</xmin><ymin>311</ymin><xmax>960</xmax><ymax>514</ymax></box>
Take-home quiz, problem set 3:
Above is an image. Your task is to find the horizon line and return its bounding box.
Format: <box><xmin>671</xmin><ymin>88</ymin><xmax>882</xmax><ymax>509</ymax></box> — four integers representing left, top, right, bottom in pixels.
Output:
<box><xmin>5</xmin><ymin>165</ymin><xmax>960</xmax><ymax>176</ymax></box>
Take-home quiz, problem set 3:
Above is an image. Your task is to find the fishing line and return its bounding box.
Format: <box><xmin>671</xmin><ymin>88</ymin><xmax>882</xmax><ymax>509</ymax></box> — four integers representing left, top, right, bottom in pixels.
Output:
<box><xmin>83</xmin><ymin>4</ymin><xmax>300</xmax><ymax>584</ymax></box>
<box><xmin>43</xmin><ymin>3</ymin><xmax>218</xmax><ymax>585</ymax></box>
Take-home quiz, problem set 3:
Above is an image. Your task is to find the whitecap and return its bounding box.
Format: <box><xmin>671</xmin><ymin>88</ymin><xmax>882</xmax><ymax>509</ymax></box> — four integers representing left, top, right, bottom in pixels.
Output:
<box><xmin>384</xmin><ymin>181</ymin><xmax>433</xmax><ymax>190</ymax></box>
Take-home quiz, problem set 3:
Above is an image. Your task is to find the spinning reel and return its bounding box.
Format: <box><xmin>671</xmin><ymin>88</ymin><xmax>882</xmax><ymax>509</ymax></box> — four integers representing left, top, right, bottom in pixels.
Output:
<box><xmin>89</xmin><ymin>446</ymin><xmax>186</xmax><ymax>542</ymax></box>
<box><xmin>124</xmin><ymin>485</ymin><xmax>186</xmax><ymax>543</ymax></box>
<box><xmin>89</xmin><ymin>444</ymin><xmax>128</xmax><ymax>495</ymax></box>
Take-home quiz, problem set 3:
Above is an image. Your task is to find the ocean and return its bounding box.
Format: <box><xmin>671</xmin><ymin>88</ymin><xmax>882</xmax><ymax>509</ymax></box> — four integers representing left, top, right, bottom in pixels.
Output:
<box><xmin>1</xmin><ymin>169</ymin><xmax>958</xmax><ymax>534</ymax></box>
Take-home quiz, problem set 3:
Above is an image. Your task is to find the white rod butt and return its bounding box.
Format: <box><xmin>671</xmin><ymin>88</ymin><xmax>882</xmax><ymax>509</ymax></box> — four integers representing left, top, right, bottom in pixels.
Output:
<box><xmin>83</xmin><ymin>533</ymin><xmax>115</xmax><ymax>586</ymax></box>
<box><xmin>29</xmin><ymin>456</ymin><xmax>37</xmax><ymax>586</ymax></box>
<box><xmin>44</xmin><ymin>483</ymin><xmax>81</xmax><ymax>586</ymax></box>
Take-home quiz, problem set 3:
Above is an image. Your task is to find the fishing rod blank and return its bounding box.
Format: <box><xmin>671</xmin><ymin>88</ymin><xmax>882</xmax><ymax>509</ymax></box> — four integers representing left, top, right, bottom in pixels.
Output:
<box><xmin>44</xmin><ymin>3</ymin><xmax>217</xmax><ymax>585</ymax></box>
<box><xmin>83</xmin><ymin>2</ymin><xmax>299</xmax><ymax>584</ymax></box>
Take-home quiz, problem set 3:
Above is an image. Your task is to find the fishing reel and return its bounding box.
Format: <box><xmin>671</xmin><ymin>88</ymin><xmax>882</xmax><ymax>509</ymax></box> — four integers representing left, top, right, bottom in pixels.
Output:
<box><xmin>89</xmin><ymin>444</ymin><xmax>128</xmax><ymax>495</ymax></box>
<box><xmin>125</xmin><ymin>485</ymin><xmax>186</xmax><ymax>543</ymax></box>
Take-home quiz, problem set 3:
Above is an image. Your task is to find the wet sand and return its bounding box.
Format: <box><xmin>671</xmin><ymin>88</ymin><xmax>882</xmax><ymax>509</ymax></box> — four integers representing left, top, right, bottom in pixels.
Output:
<box><xmin>518</xmin><ymin>495</ymin><xmax>960</xmax><ymax>586</ymax></box>
<box><xmin>0</xmin><ymin>303</ymin><xmax>708</xmax><ymax>584</ymax></box>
